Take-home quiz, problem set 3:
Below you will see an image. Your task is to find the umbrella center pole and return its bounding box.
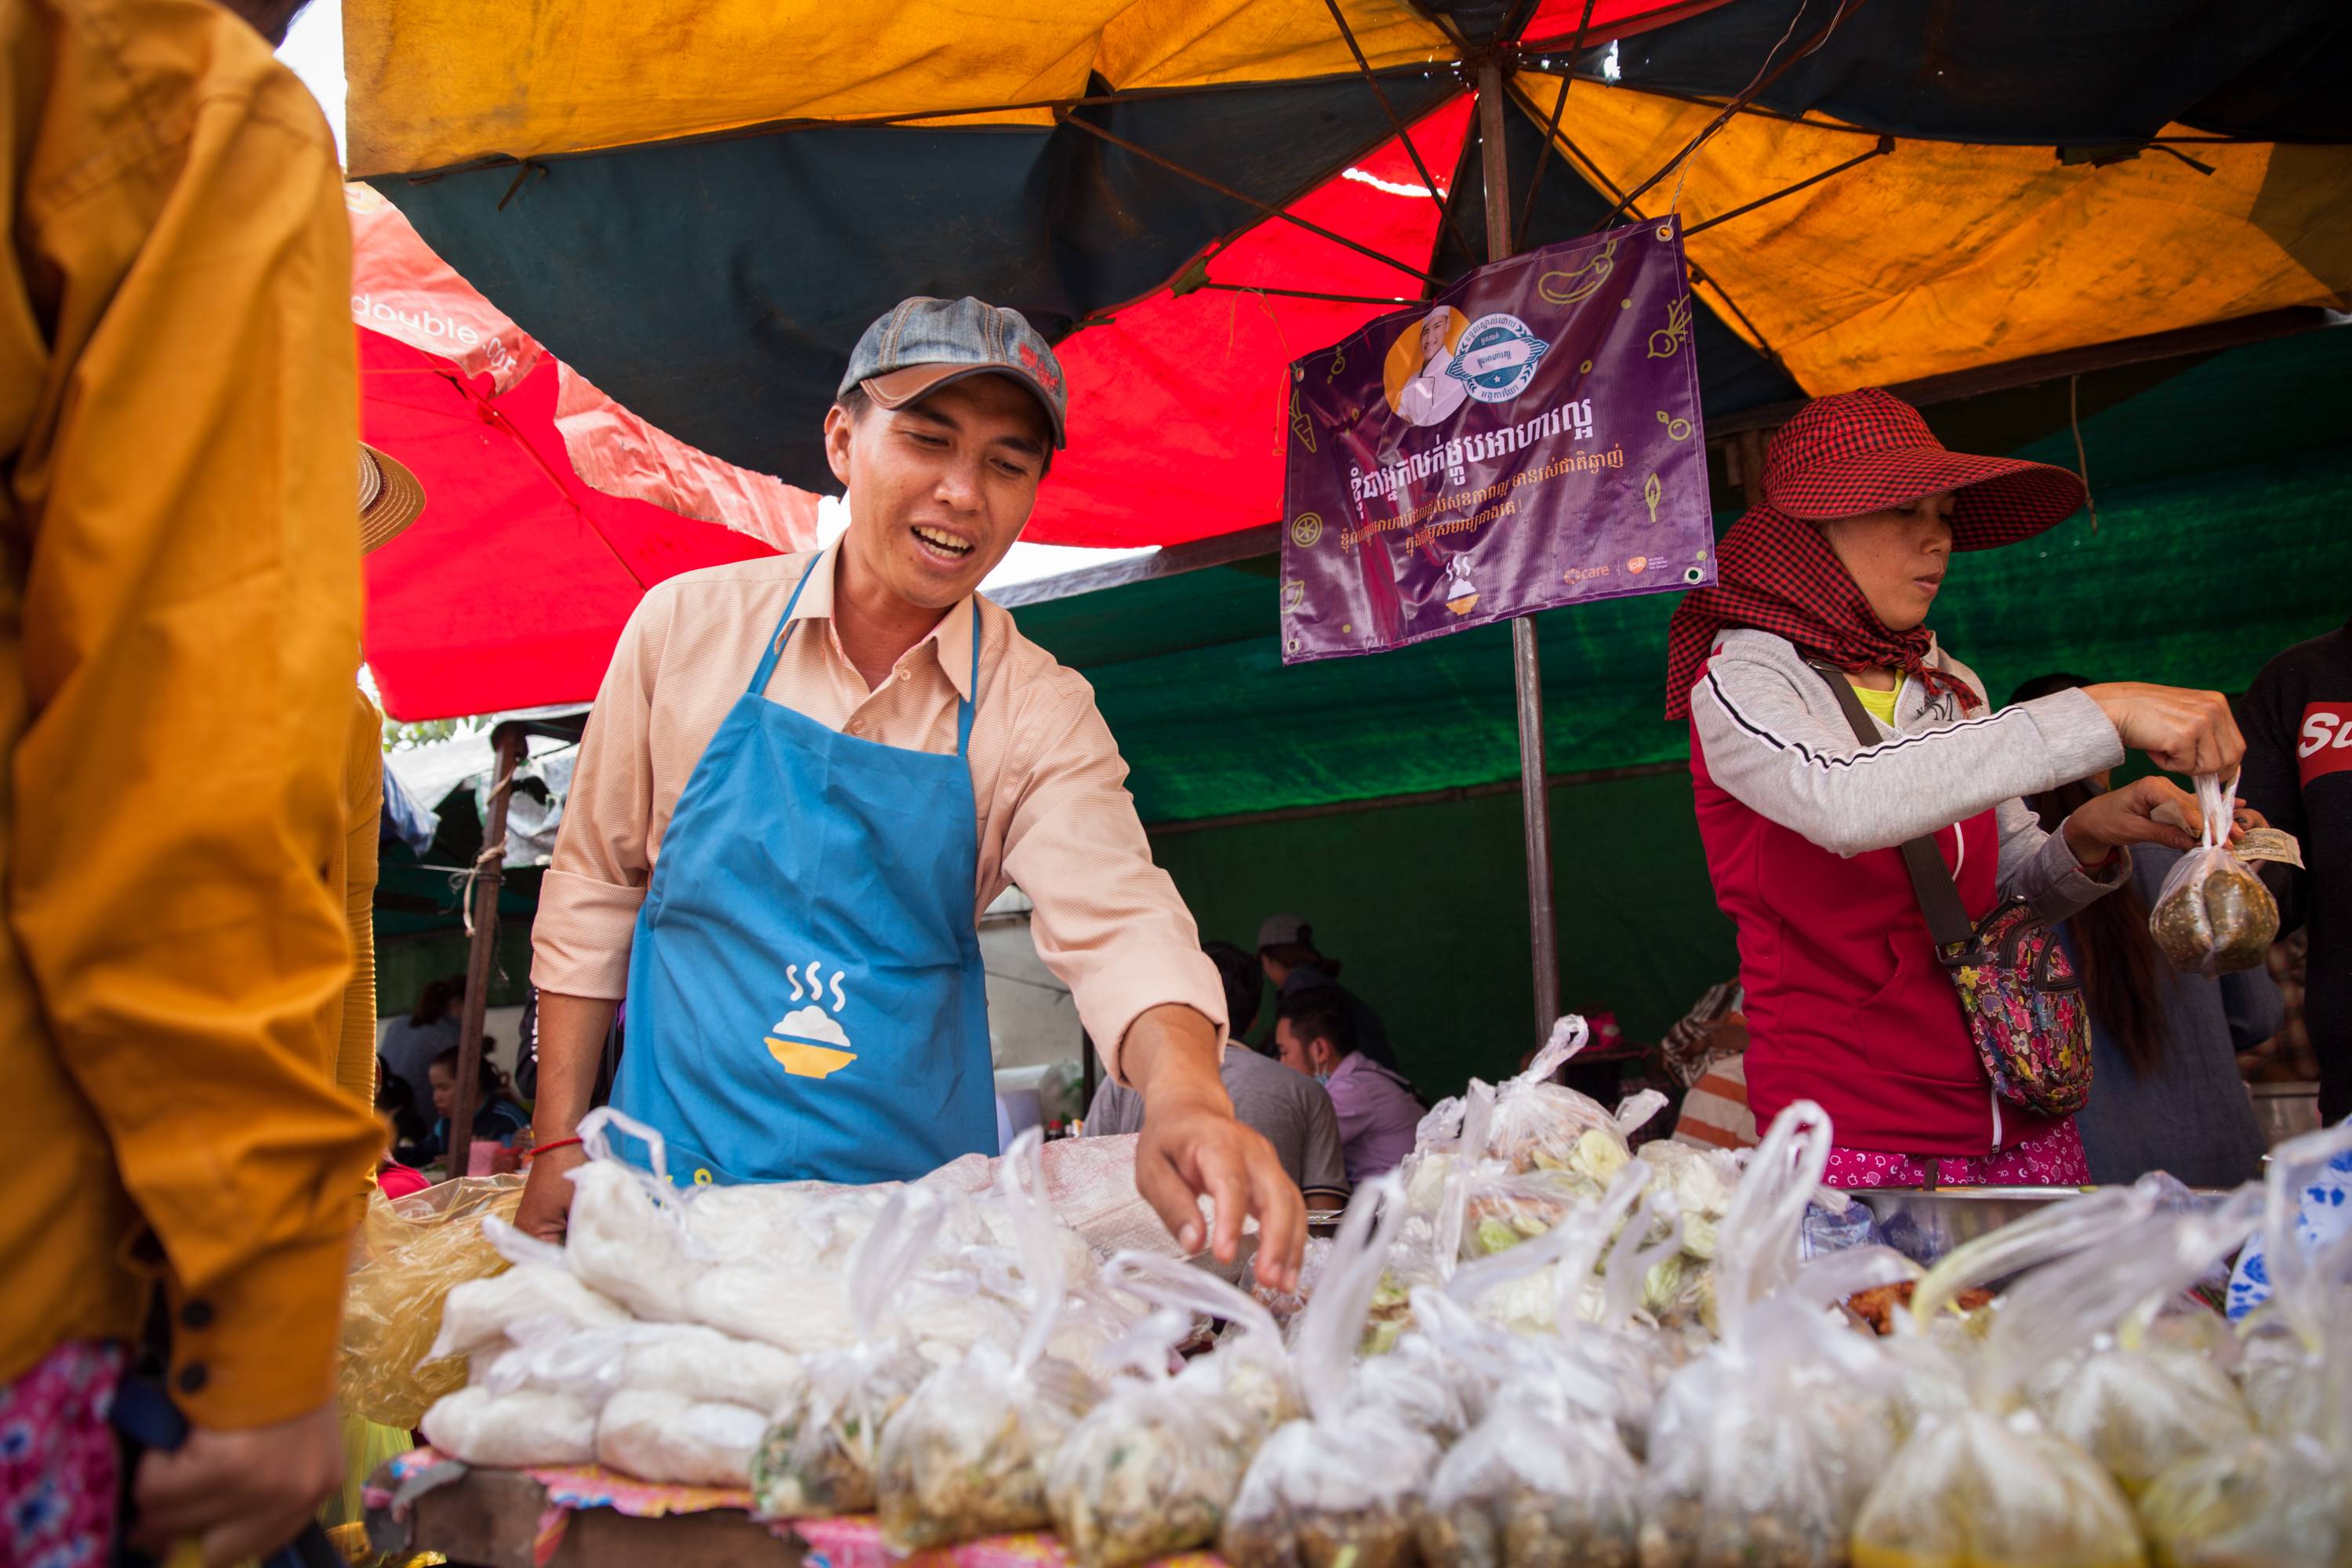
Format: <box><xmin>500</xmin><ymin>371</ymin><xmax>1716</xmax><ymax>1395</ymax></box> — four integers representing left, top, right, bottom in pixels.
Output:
<box><xmin>1475</xmin><ymin>63</ymin><xmax>1562</xmax><ymax>1044</ymax></box>
<box><xmin>448</xmin><ymin>724</ymin><xmax>525</xmax><ymax>1179</ymax></box>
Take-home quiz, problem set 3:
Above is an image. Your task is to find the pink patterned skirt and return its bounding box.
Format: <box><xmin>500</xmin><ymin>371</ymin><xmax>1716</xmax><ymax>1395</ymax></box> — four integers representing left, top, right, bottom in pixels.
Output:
<box><xmin>0</xmin><ymin>1338</ymin><xmax>126</xmax><ymax>1567</ymax></box>
<box><xmin>1820</xmin><ymin>1116</ymin><xmax>2090</xmax><ymax>1189</ymax></box>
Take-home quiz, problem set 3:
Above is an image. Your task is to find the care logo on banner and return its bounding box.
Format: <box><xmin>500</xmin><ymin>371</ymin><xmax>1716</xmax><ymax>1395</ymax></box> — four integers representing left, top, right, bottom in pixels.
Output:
<box><xmin>1279</xmin><ymin>219</ymin><xmax>1714</xmax><ymax>662</ymax></box>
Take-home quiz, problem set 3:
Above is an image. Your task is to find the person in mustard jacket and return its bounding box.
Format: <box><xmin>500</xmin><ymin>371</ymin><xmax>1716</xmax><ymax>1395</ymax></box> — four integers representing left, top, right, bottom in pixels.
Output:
<box><xmin>0</xmin><ymin>1</ymin><xmax>384</xmax><ymax>1563</ymax></box>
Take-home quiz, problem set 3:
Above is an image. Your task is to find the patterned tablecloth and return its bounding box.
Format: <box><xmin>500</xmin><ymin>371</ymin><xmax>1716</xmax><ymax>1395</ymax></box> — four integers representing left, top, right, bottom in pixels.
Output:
<box><xmin>365</xmin><ymin>1448</ymin><xmax>1225</xmax><ymax>1567</ymax></box>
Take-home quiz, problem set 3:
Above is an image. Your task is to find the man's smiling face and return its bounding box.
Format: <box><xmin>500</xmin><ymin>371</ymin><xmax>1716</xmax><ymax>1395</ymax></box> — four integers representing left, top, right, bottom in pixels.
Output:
<box><xmin>825</xmin><ymin>374</ymin><xmax>1049</xmax><ymax>611</ymax></box>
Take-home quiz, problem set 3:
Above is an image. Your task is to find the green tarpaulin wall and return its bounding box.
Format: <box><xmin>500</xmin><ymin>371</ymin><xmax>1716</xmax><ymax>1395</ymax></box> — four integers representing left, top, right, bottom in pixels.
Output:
<box><xmin>1011</xmin><ymin>329</ymin><xmax>2352</xmax><ymax>1094</ymax></box>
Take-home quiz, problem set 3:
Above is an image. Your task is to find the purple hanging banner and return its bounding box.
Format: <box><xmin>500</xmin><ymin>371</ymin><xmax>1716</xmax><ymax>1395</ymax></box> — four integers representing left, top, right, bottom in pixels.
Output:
<box><xmin>1279</xmin><ymin>219</ymin><xmax>1712</xmax><ymax>663</ymax></box>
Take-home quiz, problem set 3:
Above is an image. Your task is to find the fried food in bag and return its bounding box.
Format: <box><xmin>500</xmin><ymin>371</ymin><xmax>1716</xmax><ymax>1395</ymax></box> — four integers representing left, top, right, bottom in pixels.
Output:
<box><xmin>1635</xmin><ymin>1104</ymin><xmax>1914</xmax><ymax>1568</ymax></box>
<box><xmin>1049</xmin><ymin>1260</ymin><xmax>1300</xmax><ymax>1568</ymax></box>
<box><xmin>875</xmin><ymin>1131</ymin><xmax>1100</xmax><ymax>1551</ymax></box>
<box><xmin>1851</xmin><ymin>1180</ymin><xmax>2258</xmax><ymax>1568</ymax></box>
<box><xmin>2148</xmin><ymin>773</ymin><xmax>2278</xmax><ymax>975</ymax></box>
<box><xmin>1222</xmin><ymin>1174</ymin><xmax>1443</xmax><ymax>1568</ymax></box>
<box><xmin>750</xmin><ymin>1185</ymin><xmax>949</xmax><ymax>1519</ymax></box>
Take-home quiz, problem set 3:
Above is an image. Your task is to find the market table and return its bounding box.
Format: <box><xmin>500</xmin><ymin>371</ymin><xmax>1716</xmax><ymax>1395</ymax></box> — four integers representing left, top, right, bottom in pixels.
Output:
<box><xmin>367</xmin><ymin>1449</ymin><xmax>1228</xmax><ymax>1568</ymax></box>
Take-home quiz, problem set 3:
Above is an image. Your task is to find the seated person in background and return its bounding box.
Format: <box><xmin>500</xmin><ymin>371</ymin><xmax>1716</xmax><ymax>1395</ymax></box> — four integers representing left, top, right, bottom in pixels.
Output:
<box><xmin>1087</xmin><ymin>942</ymin><xmax>1349</xmax><ymax>1208</ymax></box>
<box><xmin>376</xmin><ymin>1054</ymin><xmax>434</xmax><ymax>1168</ymax></box>
<box><xmin>1275</xmin><ymin>989</ymin><xmax>1418</xmax><ymax>1183</ymax></box>
<box><xmin>425</xmin><ymin>1041</ymin><xmax>530</xmax><ymax>1160</ymax></box>
<box><xmin>1256</xmin><ymin>913</ymin><xmax>1405</xmax><ymax>1079</ymax></box>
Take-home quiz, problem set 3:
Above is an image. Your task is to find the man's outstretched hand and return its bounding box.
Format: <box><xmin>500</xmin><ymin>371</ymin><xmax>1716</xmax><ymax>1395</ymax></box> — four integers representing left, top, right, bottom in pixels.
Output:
<box><xmin>1123</xmin><ymin>1004</ymin><xmax>1305</xmax><ymax>1291</ymax></box>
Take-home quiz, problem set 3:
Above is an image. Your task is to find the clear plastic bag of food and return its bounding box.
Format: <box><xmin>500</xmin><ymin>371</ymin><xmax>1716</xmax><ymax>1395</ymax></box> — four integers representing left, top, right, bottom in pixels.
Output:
<box><xmin>1637</xmin><ymin>1102</ymin><xmax>1912</xmax><ymax>1568</ymax></box>
<box><xmin>1049</xmin><ymin>1258</ymin><xmax>1298</xmax><ymax>1568</ymax></box>
<box><xmin>596</xmin><ymin>1388</ymin><xmax>771</xmax><ymax>1487</ymax></box>
<box><xmin>875</xmin><ymin>1131</ymin><xmax>1100</xmax><ymax>1551</ymax></box>
<box><xmin>419</xmin><ymin>1385</ymin><xmax>597</xmax><ymax>1467</ymax></box>
<box><xmin>2148</xmin><ymin>772</ymin><xmax>2279</xmax><ymax>975</ymax></box>
<box><xmin>1421</xmin><ymin>1390</ymin><xmax>1642</xmax><ymax>1568</ymax></box>
<box><xmin>750</xmin><ymin>1184</ymin><xmax>949</xmax><ymax>1519</ymax></box>
<box><xmin>1851</xmin><ymin>1181</ymin><xmax>2244</xmax><ymax>1568</ymax></box>
<box><xmin>338</xmin><ymin>1174</ymin><xmax>525</xmax><ymax>1428</ymax></box>
<box><xmin>1222</xmin><ymin>1173</ymin><xmax>1442</xmax><ymax>1568</ymax></box>
<box><xmin>2137</xmin><ymin>1428</ymin><xmax>2350</xmax><ymax>1568</ymax></box>
<box><xmin>1483</xmin><ymin>1016</ymin><xmax>1667</xmax><ymax>1179</ymax></box>
<box><xmin>2231</xmin><ymin>1123</ymin><xmax>2352</xmax><ymax>1441</ymax></box>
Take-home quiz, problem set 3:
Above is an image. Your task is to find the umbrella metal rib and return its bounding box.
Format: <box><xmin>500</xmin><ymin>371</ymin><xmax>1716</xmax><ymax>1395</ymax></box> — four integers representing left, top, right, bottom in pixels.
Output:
<box><xmin>1319</xmin><ymin>0</ymin><xmax>1473</xmax><ymax>259</ymax></box>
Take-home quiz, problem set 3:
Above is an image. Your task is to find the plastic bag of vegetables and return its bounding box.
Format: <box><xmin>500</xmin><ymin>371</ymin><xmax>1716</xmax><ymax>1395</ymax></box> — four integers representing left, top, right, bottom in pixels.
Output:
<box><xmin>1849</xmin><ymin>1181</ymin><xmax>2226</xmax><ymax>1568</ymax></box>
<box><xmin>1637</xmin><ymin>1102</ymin><xmax>1913</xmax><ymax>1568</ymax></box>
<box><xmin>2027</xmin><ymin>1189</ymin><xmax>2262</xmax><ymax>1497</ymax></box>
<box><xmin>749</xmin><ymin>1184</ymin><xmax>948</xmax><ymax>1519</ymax></box>
<box><xmin>1483</xmin><ymin>1015</ymin><xmax>1666</xmax><ymax>1179</ymax></box>
<box><xmin>1222</xmin><ymin>1174</ymin><xmax>1441</xmax><ymax>1568</ymax></box>
<box><xmin>2147</xmin><ymin>772</ymin><xmax>2278</xmax><ymax>975</ymax></box>
<box><xmin>874</xmin><ymin>1131</ymin><xmax>1100</xmax><ymax>1551</ymax></box>
<box><xmin>1047</xmin><ymin>1256</ymin><xmax>1298</xmax><ymax>1568</ymax></box>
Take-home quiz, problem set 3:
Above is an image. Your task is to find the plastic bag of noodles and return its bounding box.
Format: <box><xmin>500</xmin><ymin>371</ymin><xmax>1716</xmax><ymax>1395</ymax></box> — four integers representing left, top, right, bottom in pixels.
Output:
<box><xmin>1849</xmin><ymin>1180</ymin><xmax>2235</xmax><ymax>1568</ymax></box>
<box><xmin>1221</xmin><ymin>1173</ymin><xmax>1441</xmax><ymax>1568</ymax></box>
<box><xmin>874</xmin><ymin>1131</ymin><xmax>1100</xmax><ymax>1551</ymax></box>
<box><xmin>2148</xmin><ymin>771</ymin><xmax>2278</xmax><ymax>975</ymax></box>
<box><xmin>749</xmin><ymin>1184</ymin><xmax>949</xmax><ymax>1519</ymax></box>
<box><xmin>1047</xmin><ymin>1257</ymin><xmax>1298</xmax><ymax>1568</ymax></box>
<box><xmin>1636</xmin><ymin>1102</ymin><xmax>1914</xmax><ymax>1568</ymax></box>
<box><xmin>2027</xmin><ymin>1188</ymin><xmax>2262</xmax><ymax>1497</ymax></box>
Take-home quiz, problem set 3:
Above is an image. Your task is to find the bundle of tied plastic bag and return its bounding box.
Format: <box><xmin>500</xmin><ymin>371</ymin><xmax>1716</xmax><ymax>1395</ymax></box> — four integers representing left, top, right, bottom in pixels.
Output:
<box><xmin>874</xmin><ymin>1130</ymin><xmax>1101</xmax><ymax>1551</ymax></box>
<box><xmin>1482</xmin><ymin>1015</ymin><xmax>1668</xmax><ymax>1181</ymax></box>
<box><xmin>750</xmin><ymin>1183</ymin><xmax>949</xmax><ymax>1519</ymax></box>
<box><xmin>1047</xmin><ymin>1255</ymin><xmax>1301</xmax><ymax>1568</ymax></box>
<box><xmin>339</xmin><ymin>1174</ymin><xmax>525</xmax><ymax>1428</ymax></box>
<box><xmin>1637</xmin><ymin>1102</ymin><xmax>1915</xmax><ymax>1568</ymax></box>
<box><xmin>1849</xmin><ymin>1178</ymin><xmax>2245</xmax><ymax>1568</ymax></box>
<box><xmin>2147</xmin><ymin>771</ymin><xmax>2278</xmax><ymax>975</ymax></box>
<box><xmin>2136</xmin><ymin>1123</ymin><xmax>2352</xmax><ymax>1568</ymax></box>
<box><xmin>1221</xmin><ymin>1173</ymin><xmax>1441</xmax><ymax>1568</ymax></box>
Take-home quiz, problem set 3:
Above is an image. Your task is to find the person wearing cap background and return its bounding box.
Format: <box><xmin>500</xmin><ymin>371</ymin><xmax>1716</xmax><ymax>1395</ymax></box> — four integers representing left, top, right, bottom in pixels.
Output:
<box><xmin>520</xmin><ymin>296</ymin><xmax>1305</xmax><ymax>1288</ymax></box>
<box><xmin>1667</xmin><ymin>388</ymin><xmax>2250</xmax><ymax>1189</ymax></box>
<box><xmin>1254</xmin><ymin>912</ymin><xmax>1406</xmax><ymax>1079</ymax></box>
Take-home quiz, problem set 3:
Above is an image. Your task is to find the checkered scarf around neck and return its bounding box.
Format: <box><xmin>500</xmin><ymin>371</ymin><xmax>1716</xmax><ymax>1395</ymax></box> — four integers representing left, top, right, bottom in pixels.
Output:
<box><xmin>1663</xmin><ymin>502</ymin><xmax>1981</xmax><ymax>720</ymax></box>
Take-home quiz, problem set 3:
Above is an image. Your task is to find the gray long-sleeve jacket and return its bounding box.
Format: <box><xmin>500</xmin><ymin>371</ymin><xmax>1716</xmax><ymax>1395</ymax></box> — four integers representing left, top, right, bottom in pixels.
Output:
<box><xmin>1690</xmin><ymin>629</ymin><xmax>2128</xmax><ymax>917</ymax></box>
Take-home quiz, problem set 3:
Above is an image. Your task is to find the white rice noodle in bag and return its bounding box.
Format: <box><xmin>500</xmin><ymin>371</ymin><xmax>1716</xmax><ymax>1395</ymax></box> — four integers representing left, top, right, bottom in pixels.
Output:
<box><xmin>562</xmin><ymin>1107</ymin><xmax>710</xmax><ymax>1322</ymax></box>
<box><xmin>595</xmin><ymin>1388</ymin><xmax>770</xmax><ymax>1487</ymax></box>
<box><xmin>419</xmin><ymin>1385</ymin><xmax>597</xmax><ymax>1468</ymax></box>
<box><xmin>1852</xmin><ymin>1178</ymin><xmax>2250</xmax><ymax>1568</ymax></box>
<box><xmin>1047</xmin><ymin>1258</ymin><xmax>1298</xmax><ymax>1568</ymax></box>
<box><xmin>874</xmin><ymin>1131</ymin><xmax>1100</xmax><ymax>1552</ymax></box>
<box><xmin>1637</xmin><ymin>1102</ymin><xmax>1913</xmax><ymax>1568</ymax></box>
<box><xmin>427</xmin><ymin>1251</ymin><xmax>631</xmax><ymax>1362</ymax></box>
<box><xmin>1221</xmin><ymin>1173</ymin><xmax>1441</xmax><ymax>1568</ymax></box>
<box><xmin>475</xmin><ymin>1315</ymin><xmax>806</xmax><ymax>1420</ymax></box>
<box><xmin>749</xmin><ymin>1185</ymin><xmax>949</xmax><ymax>1519</ymax></box>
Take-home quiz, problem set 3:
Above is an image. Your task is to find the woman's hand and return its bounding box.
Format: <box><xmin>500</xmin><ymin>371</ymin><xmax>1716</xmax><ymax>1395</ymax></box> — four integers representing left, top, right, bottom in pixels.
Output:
<box><xmin>2081</xmin><ymin>682</ymin><xmax>2245</xmax><ymax>776</ymax></box>
<box><xmin>2063</xmin><ymin>776</ymin><xmax>2244</xmax><ymax>862</ymax></box>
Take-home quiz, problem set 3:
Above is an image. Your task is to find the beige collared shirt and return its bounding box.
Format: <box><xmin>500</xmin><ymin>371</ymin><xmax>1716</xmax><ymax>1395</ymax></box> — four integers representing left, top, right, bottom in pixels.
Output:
<box><xmin>532</xmin><ymin>546</ymin><xmax>1222</xmax><ymax>1081</ymax></box>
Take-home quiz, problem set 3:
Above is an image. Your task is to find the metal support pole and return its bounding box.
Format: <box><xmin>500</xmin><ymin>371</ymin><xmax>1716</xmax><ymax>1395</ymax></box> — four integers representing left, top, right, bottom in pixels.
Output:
<box><xmin>1478</xmin><ymin>61</ymin><xmax>1562</xmax><ymax>1044</ymax></box>
<box><xmin>449</xmin><ymin>724</ymin><xmax>525</xmax><ymax>1179</ymax></box>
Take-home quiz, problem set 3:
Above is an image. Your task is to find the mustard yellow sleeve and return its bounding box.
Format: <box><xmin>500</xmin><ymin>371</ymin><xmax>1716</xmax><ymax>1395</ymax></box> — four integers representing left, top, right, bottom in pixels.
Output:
<box><xmin>338</xmin><ymin>692</ymin><xmax>385</xmax><ymax>1109</ymax></box>
<box><xmin>5</xmin><ymin>16</ymin><xmax>382</xmax><ymax>1429</ymax></box>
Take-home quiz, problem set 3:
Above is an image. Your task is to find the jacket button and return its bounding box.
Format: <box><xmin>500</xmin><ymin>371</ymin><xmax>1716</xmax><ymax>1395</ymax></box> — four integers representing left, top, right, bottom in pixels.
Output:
<box><xmin>176</xmin><ymin>1362</ymin><xmax>209</xmax><ymax>1395</ymax></box>
<box><xmin>179</xmin><ymin>1299</ymin><xmax>216</xmax><ymax>1330</ymax></box>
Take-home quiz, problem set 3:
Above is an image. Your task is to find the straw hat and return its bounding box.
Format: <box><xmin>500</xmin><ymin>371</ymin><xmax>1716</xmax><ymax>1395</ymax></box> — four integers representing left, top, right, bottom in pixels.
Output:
<box><xmin>359</xmin><ymin>442</ymin><xmax>426</xmax><ymax>554</ymax></box>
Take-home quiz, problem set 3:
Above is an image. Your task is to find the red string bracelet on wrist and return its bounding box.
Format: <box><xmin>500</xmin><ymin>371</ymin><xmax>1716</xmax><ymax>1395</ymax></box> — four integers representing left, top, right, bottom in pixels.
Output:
<box><xmin>528</xmin><ymin>1136</ymin><xmax>584</xmax><ymax>1158</ymax></box>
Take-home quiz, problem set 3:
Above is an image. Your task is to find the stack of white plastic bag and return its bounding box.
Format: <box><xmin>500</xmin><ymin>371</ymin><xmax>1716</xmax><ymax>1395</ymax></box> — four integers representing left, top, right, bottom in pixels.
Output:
<box><xmin>1046</xmin><ymin>1254</ymin><xmax>1300</xmax><ymax>1568</ymax></box>
<box><xmin>2136</xmin><ymin>1122</ymin><xmax>2352</xmax><ymax>1568</ymax></box>
<box><xmin>1221</xmin><ymin>1174</ymin><xmax>1442</xmax><ymax>1568</ymax></box>
<box><xmin>1635</xmin><ymin>1102</ymin><xmax>1915</xmax><ymax>1568</ymax></box>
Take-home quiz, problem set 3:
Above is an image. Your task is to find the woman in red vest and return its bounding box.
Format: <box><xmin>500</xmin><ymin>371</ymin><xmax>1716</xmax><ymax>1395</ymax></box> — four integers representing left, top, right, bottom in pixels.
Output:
<box><xmin>1668</xmin><ymin>390</ymin><xmax>2247</xmax><ymax>1188</ymax></box>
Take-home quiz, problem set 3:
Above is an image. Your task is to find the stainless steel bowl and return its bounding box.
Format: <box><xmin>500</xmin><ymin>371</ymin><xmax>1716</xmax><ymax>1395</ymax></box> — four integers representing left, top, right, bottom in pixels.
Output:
<box><xmin>1849</xmin><ymin>1184</ymin><xmax>2235</xmax><ymax>1269</ymax></box>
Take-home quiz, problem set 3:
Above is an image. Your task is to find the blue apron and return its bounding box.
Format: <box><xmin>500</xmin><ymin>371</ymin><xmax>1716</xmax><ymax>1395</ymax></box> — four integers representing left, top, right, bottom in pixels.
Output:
<box><xmin>611</xmin><ymin>561</ymin><xmax>995</xmax><ymax>1185</ymax></box>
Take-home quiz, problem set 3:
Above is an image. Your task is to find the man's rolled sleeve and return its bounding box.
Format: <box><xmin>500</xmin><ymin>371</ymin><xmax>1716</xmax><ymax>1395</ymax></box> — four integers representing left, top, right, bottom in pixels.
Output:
<box><xmin>530</xmin><ymin>588</ymin><xmax>667</xmax><ymax>998</ymax></box>
<box><xmin>1000</xmin><ymin>682</ymin><xmax>1224</xmax><ymax>1085</ymax></box>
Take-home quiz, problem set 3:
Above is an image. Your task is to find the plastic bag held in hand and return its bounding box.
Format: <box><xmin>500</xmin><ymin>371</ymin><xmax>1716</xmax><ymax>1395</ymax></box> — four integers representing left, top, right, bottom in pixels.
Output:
<box><xmin>875</xmin><ymin>1130</ymin><xmax>1100</xmax><ymax>1552</ymax></box>
<box><xmin>1638</xmin><ymin>1102</ymin><xmax>1914</xmax><ymax>1568</ymax></box>
<box><xmin>1221</xmin><ymin>1172</ymin><xmax>1441</xmax><ymax>1568</ymax></box>
<box><xmin>750</xmin><ymin>1185</ymin><xmax>948</xmax><ymax>1519</ymax></box>
<box><xmin>1048</xmin><ymin>1256</ymin><xmax>1298</xmax><ymax>1568</ymax></box>
<box><xmin>2147</xmin><ymin>771</ymin><xmax>2278</xmax><ymax>975</ymax></box>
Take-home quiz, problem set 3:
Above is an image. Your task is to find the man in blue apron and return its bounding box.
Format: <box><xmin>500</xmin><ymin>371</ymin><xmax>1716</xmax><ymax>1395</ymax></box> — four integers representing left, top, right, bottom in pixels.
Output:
<box><xmin>514</xmin><ymin>297</ymin><xmax>1304</xmax><ymax>1288</ymax></box>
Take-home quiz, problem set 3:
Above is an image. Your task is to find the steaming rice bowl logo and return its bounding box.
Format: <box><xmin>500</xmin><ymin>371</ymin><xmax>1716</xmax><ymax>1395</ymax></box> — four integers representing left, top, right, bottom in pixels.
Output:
<box><xmin>767</xmin><ymin>960</ymin><xmax>858</xmax><ymax>1079</ymax></box>
<box><xmin>1446</xmin><ymin>313</ymin><xmax>1549</xmax><ymax>404</ymax></box>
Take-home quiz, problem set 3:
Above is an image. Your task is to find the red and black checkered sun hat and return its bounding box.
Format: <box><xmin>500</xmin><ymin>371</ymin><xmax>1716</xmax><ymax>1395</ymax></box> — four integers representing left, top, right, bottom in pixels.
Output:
<box><xmin>1762</xmin><ymin>387</ymin><xmax>2085</xmax><ymax>550</ymax></box>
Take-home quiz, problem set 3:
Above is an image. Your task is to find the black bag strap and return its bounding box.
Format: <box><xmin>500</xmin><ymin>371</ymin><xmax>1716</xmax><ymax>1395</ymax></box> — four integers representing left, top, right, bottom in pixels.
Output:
<box><xmin>1807</xmin><ymin>662</ymin><xmax>1979</xmax><ymax>963</ymax></box>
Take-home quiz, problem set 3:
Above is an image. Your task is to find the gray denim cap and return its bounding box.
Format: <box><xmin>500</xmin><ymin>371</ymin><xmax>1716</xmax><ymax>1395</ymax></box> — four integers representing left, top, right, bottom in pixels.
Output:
<box><xmin>838</xmin><ymin>296</ymin><xmax>1068</xmax><ymax>448</ymax></box>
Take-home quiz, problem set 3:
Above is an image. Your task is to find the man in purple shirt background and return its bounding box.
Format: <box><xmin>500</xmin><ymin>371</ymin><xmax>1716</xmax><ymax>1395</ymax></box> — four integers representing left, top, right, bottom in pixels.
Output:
<box><xmin>1274</xmin><ymin>989</ymin><xmax>1419</xmax><ymax>1182</ymax></box>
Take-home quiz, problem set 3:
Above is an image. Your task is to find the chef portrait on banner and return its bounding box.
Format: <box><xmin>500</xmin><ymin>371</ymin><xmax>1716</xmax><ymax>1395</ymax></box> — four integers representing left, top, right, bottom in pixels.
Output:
<box><xmin>1386</xmin><ymin>305</ymin><xmax>1469</xmax><ymax>427</ymax></box>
